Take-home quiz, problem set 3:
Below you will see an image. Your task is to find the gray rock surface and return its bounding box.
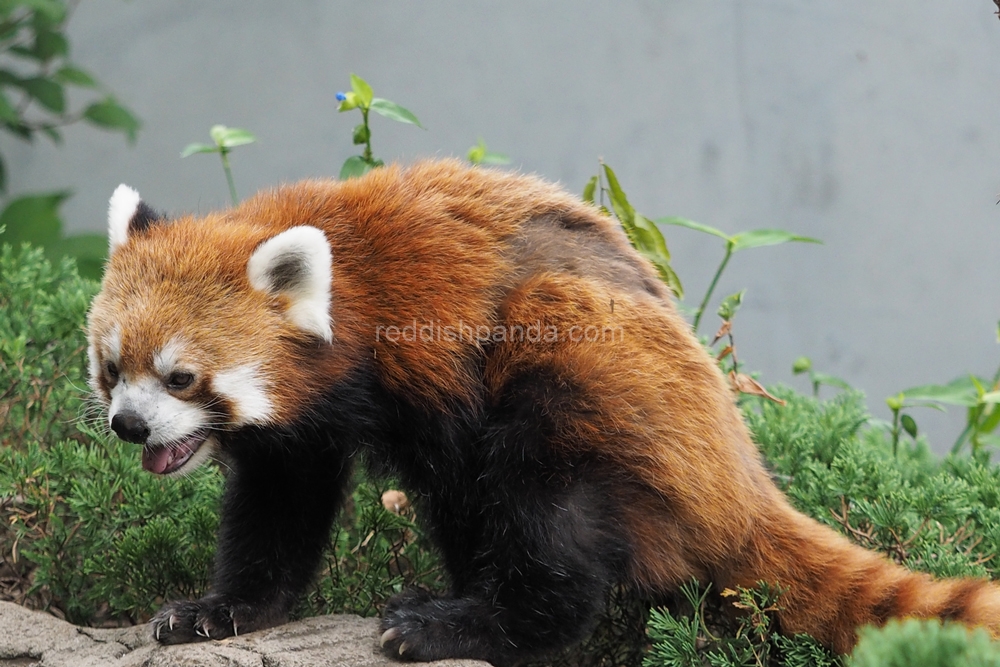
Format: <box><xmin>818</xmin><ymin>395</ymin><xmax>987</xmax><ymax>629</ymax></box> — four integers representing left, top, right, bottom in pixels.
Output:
<box><xmin>0</xmin><ymin>602</ymin><xmax>488</xmax><ymax>667</ymax></box>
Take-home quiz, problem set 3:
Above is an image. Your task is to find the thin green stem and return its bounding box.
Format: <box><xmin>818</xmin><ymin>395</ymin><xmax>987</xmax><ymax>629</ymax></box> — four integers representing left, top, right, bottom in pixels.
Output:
<box><xmin>220</xmin><ymin>148</ymin><xmax>238</xmax><ymax>205</ymax></box>
<box><xmin>891</xmin><ymin>409</ymin><xmax>900</xmax><ymax>457</ymax></box>
<box><xmin>361</xmin><ymin>107</ymin><xmax>373</xmax><ymax>163</ymax></box>
<box><xmin>692</xmin><ymin>244</ymin><xmax>733</xmax><ymax>334</ymax></box>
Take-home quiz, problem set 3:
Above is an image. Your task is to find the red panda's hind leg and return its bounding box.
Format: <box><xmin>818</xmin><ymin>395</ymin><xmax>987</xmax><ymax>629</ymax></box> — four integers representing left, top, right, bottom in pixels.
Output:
<box><xmin>378</xmin><ymin>479</ymin><xmax>627</xmax><ymax>666</ymax></box>
<box><xmin>378</xmin><ymin>361</ymin><xmax>632</xmax><ymax>665</ymax></box>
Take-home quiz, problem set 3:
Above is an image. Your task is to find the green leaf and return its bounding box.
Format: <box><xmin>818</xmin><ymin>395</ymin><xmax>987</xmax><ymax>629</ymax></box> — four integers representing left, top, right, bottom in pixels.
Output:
<box><xmin>33</xmin><ymin>29</ymin><xmax>67</xmax><ymax>60</ymax></box>
<box><xmin>352</xmin><ymin>123</ymin><xmax>370</xmax><ymax>145</ymax></box>
<box><xmin>792</xmin><ymin>357</ymin><xmax>812</xmax><ymax>374</ymax></box>
<box><xmin>901</xmin><ymin>414</ymin><xmax>918</xmax><ymax>438</ymax></box>
<box><xmin>467</xmin><ymin>139</ymin><xmax>486</xmax><ymax>164</ymax></box>
<box><xmin>21</xmin><ymin>76</ymin><xmax>64</xmax><ymax>113</ymax></box>
<box><xmin>730</xmin><ymin>229</ymin><xmax>822</xmax><ymax>253</ymax></box>
<box><xmin>209</xmin><ymin>125</ymin><xmax>256</xmax><ymax>149</ymax></box>
<box><xmin>601</xmin><ymin>164</ymin><xmax>635</xmax><ymax>227</ymax></box>
<box><xmin>983</xmin><ymin>391</ymin><xmax>1000</xmax><ymax>405</ymax></box>
<box><xmin>0</xmin><ymin>153</ymin><xmax>6</xmax><ymax>193</ymax></box>
<box><xmin>980</xmin><ymin>403</ymin><xmax>1000</xmax><ymax>434</ymax></box>
<box><xmin>641</xmin><ymin>251</ymin><xmax>683</xmax><ymax>299</ymax></box>
<box><xmin>20</xmin><ymin>0</ymin><xmax>66</xmax><ymax>24</ymax></box>
<box><xmin>339</xmin><ymin>155</ymin><xmax>372</xmax><ymax>180</ymax></box>
<box><xmin>582</xmin><ymin>175</ymin><xmax>598</xmax><ymax>204</ymax></box>
<box><xmin>467</xmin><ymin>138</ymin><xmax>508</xmax><ymax>166</ymax></box>
<box><xmin>634</xmin><ymin>214</ymin><xmax>671</xmax><ymax>260</ymax></box>
<box><xmin>811</xmin><ymin>372</ymin><xmax>852</xmax><ymax>390</ymax></box>
<box><xmin>0</xmin><ymin>89</ymin><xmax>20</xmax><ymax>123</ymax></box>
<box><xmin>656</xmin><ymin>216</ymin><xmax>730</xmax><ymax>241</ymax></box>
<box><xmin>53</xmin><ymin>66</ymin><xmax>97</xmax><ymax>88</ymax></box>
<box><xmin>481</xmin><ymin>152</ymin><xmax>510</xmax><ymax>165</ymax></box>
<box><xmin>899</xmin><ymin>376</ymin><xmax>981</xmax><ymax>408</ymax></box>
<box><xmin>369</xmin><ymin>98</ymin><xmax>423</xmax><ymax>128</ymax></box>
<box><xmin>977</xmin><ymin>432</ymin><xmax>1000</xmax><ymax>449</ymax></box>
<box><xmin>83</xmin><ymin>99</ymin><xmax>140</xmax><ymax>144</ymax></box>
<box><xmin>0</xmin><ymin>190</ymin><xmax>70</xmax><ymax>248</ymax></box>
<box><xmin>971</xmin><ymin>375</ymin><xmax>987</xmax><ymax>398</ymax></box>
<box><xmin>336</xmin><ymin>91</ymin><xmax>359</xmax><ymax>112</ymax></box>
<box><xmin>180</xmin><ymin>143</ymin><xmax>219</xmax><ymax>158</ymax></box>
<box><xmin>717</xmin><ymin>290</ymin><xmax>745</xmax><ymax>321</ymax></box>
<box><xmin>4</xmin><ymin>121</ymin><xmax>31</xmax><ymax>141</ymax></box>
<box><xmin>603</xmin><ymin>164</ymin><xmax>680</xmax><ymax>296</ymax></box>
<box><xmin>350</xmin><ymin>73</ymin><xmax>373</xmax><ymax>108</ymax></box>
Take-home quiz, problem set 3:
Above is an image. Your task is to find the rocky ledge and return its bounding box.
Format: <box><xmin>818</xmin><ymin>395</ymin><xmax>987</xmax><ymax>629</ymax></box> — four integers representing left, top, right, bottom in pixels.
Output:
<box><xmin>0</xmin><ymin>601</ymin><xmax>488</xmax><ymax>667</ymax></box>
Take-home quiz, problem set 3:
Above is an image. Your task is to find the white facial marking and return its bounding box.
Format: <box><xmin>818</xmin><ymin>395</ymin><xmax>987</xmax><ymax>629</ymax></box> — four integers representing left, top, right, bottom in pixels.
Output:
<box><xmin>108</xmin><ymin>184</ymin><xmax>142</xmax><ymax>253</ymax></box>
<box><xmin>247</xmin><ymin>226</ymin><xmax>333</xmax><ymax>342</ymax></box>
<box><xmin>108</xmin><ymin>376</ymin><xmax>208</xmax><ymax>446</ymax></box>
<box><xmin>86</xmin><ymin>344</ymin><xmax>101</xmax><ymax>394</ymax></box>
<box><xmin>154</xmin><ymin>337</ymin><xmax>187</xmax><ymax>377</ymax></box>
<box><xmin>213</xmin><ymin>364</ymin><xmax>274</xmax><ymax>425</ymax></box>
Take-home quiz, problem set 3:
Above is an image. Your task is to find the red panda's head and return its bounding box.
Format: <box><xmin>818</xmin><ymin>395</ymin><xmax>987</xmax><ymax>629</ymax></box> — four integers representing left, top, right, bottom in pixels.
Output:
<box><xmin>86</xmin><ymin>185</ymin><xmax>334</xmax><ymax>476</ymax></box>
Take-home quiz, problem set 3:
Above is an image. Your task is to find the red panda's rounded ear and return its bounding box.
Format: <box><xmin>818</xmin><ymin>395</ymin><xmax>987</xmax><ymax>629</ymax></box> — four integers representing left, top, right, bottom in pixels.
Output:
<box><xmin>247</xmin><ymin>226</ymin><xmax>333</xmax><ymax>343</ymax></box>
<box><xmin>107</xmin><ymin>184</ymin><xmax>164</xmax><ymax>254</ymax></box>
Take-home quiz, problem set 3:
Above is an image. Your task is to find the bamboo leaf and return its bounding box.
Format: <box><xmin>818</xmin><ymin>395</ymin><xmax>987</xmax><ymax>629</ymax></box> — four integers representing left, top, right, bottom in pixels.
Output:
<box><xmin>656</xmin><ymin>216</ymin><xmax>731</xmax><ymax>241</ymax></box>
<box><xmin>582</xmin><ymin>175</ymin><xmax>598</xmax><ymax>204</ymax></box>
<box><xmin>180</xmin><ymin>143</ymin><xmax>219</xmax><ymax>158</ymax></box>
<box><xmin>730</xmin><ymin>229</ymin><xmax>822</xmax><ymax>253</ymax></box>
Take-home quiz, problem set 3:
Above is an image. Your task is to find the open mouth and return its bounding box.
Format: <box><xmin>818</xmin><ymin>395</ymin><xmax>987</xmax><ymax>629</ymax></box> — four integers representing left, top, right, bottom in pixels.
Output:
<box><xmin>142</xmin><ymin>431</ymin><xmax>210</xmax><ymax>475</ymax></box>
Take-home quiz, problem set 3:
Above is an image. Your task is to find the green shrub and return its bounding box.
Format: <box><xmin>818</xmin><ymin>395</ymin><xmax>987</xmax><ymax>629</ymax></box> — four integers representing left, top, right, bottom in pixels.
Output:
<box><xmin>0</xmin><ymin>244</ymin><xmax>96</xmax><ymax>448</ymax></box>
<box><xmin>850</xmin><ymin>619</ymin><xmax>1000</xmax><ymax>667</ymax></box>
<box><xmin>749</xmin><ymin>388</ymin><xmax>1000</xmax><ymax>581</ymax></box>
<box><xmin>0</xmin><ymin>431</ymin><xmax>221</xmax><ymax>624</ymax></box>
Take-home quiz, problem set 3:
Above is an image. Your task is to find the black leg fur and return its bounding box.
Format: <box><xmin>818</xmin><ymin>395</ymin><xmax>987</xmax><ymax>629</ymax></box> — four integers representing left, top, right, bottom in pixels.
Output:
<box><xmin>377</xmin><ymin>366</ymin><xmax>631</xmax><ymax>665</ymax></box>
<box><xmin>152</xmin><ymin>424</ymin><xmax>353</xmax><ymax>644</ymax></box>
<box><xmin>379</xmin><ymin>481</ymin><xmax>625</xmax><ymax>666</ymax></box>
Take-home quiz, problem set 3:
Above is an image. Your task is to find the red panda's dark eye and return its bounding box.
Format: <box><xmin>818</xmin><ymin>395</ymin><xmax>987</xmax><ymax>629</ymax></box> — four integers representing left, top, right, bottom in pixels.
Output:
<box><xmin>105</xmin><ymin>361</ymin><xmax>119</xmax><ymax>381</ymax></box>
<box><xmin>166</xmin><ymin>372</ymin><xmax>194</xmax><ymax>390</ymax></box>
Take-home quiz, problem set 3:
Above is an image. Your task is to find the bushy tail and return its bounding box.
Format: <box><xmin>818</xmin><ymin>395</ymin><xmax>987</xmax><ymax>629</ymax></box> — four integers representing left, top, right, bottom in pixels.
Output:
<box><xmin>727</xmin><ymin>501</ymin><xmax>1000</xmax><ymax>654</ymax></box>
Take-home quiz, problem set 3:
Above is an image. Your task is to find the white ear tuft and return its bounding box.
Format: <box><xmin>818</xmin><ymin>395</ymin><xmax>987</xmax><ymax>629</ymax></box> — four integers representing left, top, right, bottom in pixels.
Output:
<box><xmin>248</xmin><ymin>226</ymin><xmax>333</xmax><ymax>342</ymax></box>
<box><xmin>108</xmin><ymin>184</ymin><xmax>142</xmax><ymax>253</ymax></box>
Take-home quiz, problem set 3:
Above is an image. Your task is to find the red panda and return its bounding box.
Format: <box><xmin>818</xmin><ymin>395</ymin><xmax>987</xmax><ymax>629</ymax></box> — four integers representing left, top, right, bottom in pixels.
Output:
<box><xmin>86</xmin><ymin>160</ymin><xmax>1000</xmax><ymax>665</ymax></box>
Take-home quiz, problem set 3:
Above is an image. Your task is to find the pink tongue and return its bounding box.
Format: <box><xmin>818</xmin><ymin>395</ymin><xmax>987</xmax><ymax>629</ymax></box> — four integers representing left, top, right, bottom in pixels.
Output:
<box><xmin>142</xmin><ymin>446</ymin><xmax>175</xmax><ymax>474</ymax></box>
<box><xmin>142</xmin><ymin>441</ymin><xmax>195</xmax><ymax>475</ymax></box>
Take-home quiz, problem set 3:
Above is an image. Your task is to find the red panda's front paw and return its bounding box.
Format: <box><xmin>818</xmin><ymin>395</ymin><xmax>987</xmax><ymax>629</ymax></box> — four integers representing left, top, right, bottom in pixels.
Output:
<box><xmin>151</xmin><ymin>596</ymin><xmax>263</xmax><ymax>645</ymax></box>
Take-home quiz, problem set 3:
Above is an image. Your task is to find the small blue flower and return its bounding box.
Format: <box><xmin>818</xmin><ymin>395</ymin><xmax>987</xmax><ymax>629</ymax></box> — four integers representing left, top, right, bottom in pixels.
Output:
<box><xmin>335</xmin><ymin>92</ymin><xmax>347</xmax><ymax>102</ymax></box>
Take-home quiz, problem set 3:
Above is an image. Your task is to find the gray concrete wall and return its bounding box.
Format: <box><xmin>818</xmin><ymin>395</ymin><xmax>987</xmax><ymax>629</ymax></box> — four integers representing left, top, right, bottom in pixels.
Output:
<box><xmin>5</xmin><ymin>1</ymin><xmax>999</xmax><ymax>453</ymax></box>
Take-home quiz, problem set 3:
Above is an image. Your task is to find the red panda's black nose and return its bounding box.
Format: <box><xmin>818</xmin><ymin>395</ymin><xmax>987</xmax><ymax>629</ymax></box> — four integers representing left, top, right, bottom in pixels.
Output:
<box><xmin>111</xmin><ymin>411</ymin><xmax>151</xmax><ymax>444</ymax></box>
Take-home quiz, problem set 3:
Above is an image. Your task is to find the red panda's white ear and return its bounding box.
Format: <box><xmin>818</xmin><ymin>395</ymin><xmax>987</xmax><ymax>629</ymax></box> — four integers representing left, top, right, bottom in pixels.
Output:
<box><xmin>107</xmin><ymin>184</ymin><xmax>163</xmax><ymax>254</ymax></box>
<box><xmin>247</xmin><ymin>226</ymin><xmax>333</xmax><ymax>343</ymax></box>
